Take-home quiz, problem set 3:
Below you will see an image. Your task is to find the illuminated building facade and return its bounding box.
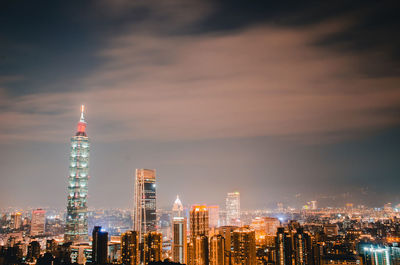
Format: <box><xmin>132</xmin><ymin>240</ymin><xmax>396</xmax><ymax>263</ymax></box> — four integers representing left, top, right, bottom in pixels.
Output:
<box><xmin>276</xmin><ymin>227</ymin><xmax>292</xmax><ymax>265</ymax></box>
<box><xmin>210</xmin><ymin>234</ymin><xmax>225</xmax><ymax>265</ymax></box>
<box><xmin>31</xmin><ymin>209</ymin><xmax>45</xmax><ymax>236</ymax></box>
<box><xmin>194</xmin><ymin>235</ymin><xmax>209</xmax><ymax>265</ymax></box>
<box><xmin>11</xmin><ymin>212</ymin><xmax>22</xmax><ymax>230</ymax></box>
<box><xmin>70</xmin><ymin>243</ymin><xmax>92</xmax><ymax>264</ymax></box>
<box><xmin>226</xmin><ymin>192</ymin><xmax>240</xmax><ymax>226</ymax></box>
<box><xmin>121</xmin><ymin>231</ymin><xmax>139</xmax><ymax>265</ymax></box>
<box><xmin>232</xmin><ymin>228</ymin><xmax>256</xmax><ymax>265</ymax></box>
<box><xmin>172</xmin><ymin>195</ymin><xmax>183</xmax><ymax>218</ymax></box>
<box><xmin>310</xmin><ymin>200</ymin><xmax>318</xmax><ymax>210</ymax></box>
<box><xmin>133</xmin><ymin>169</ymin><xmax>157</xmax><ymax>241</ymax></box>
<box><xmin>189</xmin><ymin>205</ymin><xmax>209</xmax><ymax>265</ymax></box>
<box><xmin>264</xmin><ymin>217</ymin><xmax>281</xmax><ymax>235</ymax></box>
<box><xmin>294</xmin><ymin>228</ymin><xmax>312</xmax><ymax>265</ymax></box>
<box><xmin>360</xmin><ymin>245</ymin><xmax>398</xmax><ymax>265</ymax></box>
<box><xmin>190</xmin><ymin>205</ymin><xmax>209</xmax><ymax>238</ymax></box>
<box><xmin>65</xmin><ymin>106</ymin><xmax>90</xmax><ymax>243</ymax></box>
<box><xmin>143</xmin><ymin>232</ymin><xmax>162</xmax><ymax>264</ymax></box>
<box><xmin>217</xmin><ymin>226</ymin><xmax>238</xmax><ymax>265</ymax></box>
<box><xmin>172</xmin><ymin>217</ymin><xmax>187</xmax><ymax>264</ymax></box>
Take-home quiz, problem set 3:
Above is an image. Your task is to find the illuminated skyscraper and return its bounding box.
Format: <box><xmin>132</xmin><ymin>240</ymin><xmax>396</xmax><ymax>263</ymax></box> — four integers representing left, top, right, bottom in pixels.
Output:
<box><xmin>133</xmin><ymin>169</ymin><xmax>156</xmax><ymax>241</ymax></box>
<box><xmin>65</xmin><ymin>105</ymin><xmax>90</xmax><ymax>243</ymax></box>
<box><xmin>232</xmin><ymin>228</ymin><xmax>256</xmax><ymax>265</ymax></box>
<box><xmin>293</xmin><ymin>228</ymin><xmax>312</xmax><ymax>265</ymax></box>
<box><xmin>217</xmin><ymin>226</ymin><xmax>238</xmax><ymax>265</ymax></box>
<box><xmin>172</xmin><ymin>195</ymin><xmax>183</xmax><ymax>218</ymax></box>
<box><xmin>172</xmin><ymin>217</ymin><xmax>187</xmax><ymax>264</ymax></box>
<box><xmin>276</xmin><ymin>227</ymin><xmax>292</xmax><ymax>265</ymax></box>
<box><xmin>226</xmin><ymin>192</ymin><xmax>240</xmax><ymax>226</ymax></box>
<box><xmin>194</xmin><ymin>235</ymin><xmax>209</xmax><ymax>265</ymax></box>
<box><xmin>11</xmin><ymin>212</ymin><xmax>22</xmax><ymax>230</ymax></box>
<box><xmin>264</xmin><ymin>217</ymin><xmax>281</xmax><ymax>235</ymax></box>
<box><xmin>31</xmin><ymin>209</ymin><xmax>45</xmax><ymax>236</ymax></box>
<box><xmin>189</xmin><ymin>206</ymin><xmax>209</xmax><ymax>265</ymax></box>
<box><xmin>143</xmin><ymin>232</ymin><xmax>162</xmax><ymax>264</ymax></box>
<box><xmin>210</xmin><ymin>234</ymin><xmax>225</xmax><ymax>265</ymax></box>
<box><xmin>121</xmin><ymin>231</ymin><xmax>139</xmax><ymax>265</ymax></box>
<box><xmin>190</xmin><ymin>205</ymin><xmax>209</xmax><ymax>238</ymax></box>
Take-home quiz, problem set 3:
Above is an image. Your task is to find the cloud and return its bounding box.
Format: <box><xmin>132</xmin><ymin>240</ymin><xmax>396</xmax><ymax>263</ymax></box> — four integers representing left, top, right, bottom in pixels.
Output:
<box><xmin>1</xmin><ymin>3</ymin><xmax>400</xmax><ymax>144</ymax></box>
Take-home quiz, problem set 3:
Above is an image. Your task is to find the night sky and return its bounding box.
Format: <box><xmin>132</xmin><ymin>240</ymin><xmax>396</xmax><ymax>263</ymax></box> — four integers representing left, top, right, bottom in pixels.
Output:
<box><xmin>1</xmin><ymin>0</ymin><xmax>400</xmax><ymax>209</ymax></box>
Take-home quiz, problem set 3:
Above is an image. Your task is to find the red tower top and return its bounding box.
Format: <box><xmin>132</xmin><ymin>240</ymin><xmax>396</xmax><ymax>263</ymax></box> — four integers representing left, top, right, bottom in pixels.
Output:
<box><xmin>76</xmin><ymin>105</ymin><xmax>87</xmax><ymax>136</ymax></box>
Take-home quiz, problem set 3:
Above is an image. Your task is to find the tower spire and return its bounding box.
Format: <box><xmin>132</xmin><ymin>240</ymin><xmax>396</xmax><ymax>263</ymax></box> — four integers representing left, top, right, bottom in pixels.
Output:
<box><xmin>80</xmin><ymin>105</ymin><xmax>86</xmax><ymax>123</ymax></box>
<box><xmin>76</xmin><ymin>105</ymin><xmax>87</xmax><ymax>136</ymax></box>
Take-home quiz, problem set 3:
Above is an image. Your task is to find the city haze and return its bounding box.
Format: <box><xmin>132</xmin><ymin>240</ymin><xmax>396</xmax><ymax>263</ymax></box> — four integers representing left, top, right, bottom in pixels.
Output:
<box><xmin>1</xmin><ymin>0</ymin><xmax>400</xmax><ymax>209</ymax></box>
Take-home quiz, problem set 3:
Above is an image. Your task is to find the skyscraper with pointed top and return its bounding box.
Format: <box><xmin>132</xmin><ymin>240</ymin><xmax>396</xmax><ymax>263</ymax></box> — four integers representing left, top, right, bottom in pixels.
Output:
<box><xmin>65</xmin><ymin>105</ymin><xmax>90</xmax><ymax>243</ymax></box>
<box><xmin>172</xmin><ymin>195</ymin><xmax>183</xmax><ymax>218</ymax></box>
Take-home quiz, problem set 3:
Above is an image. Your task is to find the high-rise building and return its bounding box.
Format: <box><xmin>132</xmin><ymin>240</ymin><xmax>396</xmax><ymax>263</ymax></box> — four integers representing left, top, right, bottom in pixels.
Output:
<box><xmin>264</xmin><ymin>217</ymin><xmax>281</xmax><ymax>235</ymax></box>
<box><xmin>276</xmin><ymin>227</ymin><xmax>292</xmax><ymax>265</ymax></box>
<box><xmin>190</xmin><ymin>205</ymin><xmax>209</xmax><ymax>238</ymax></box>
<box><xmin>194</xmin><ymin>235</ymin><xmax>209</xmax><ymax>265</ymax></box>
<box><xmin>226</xmin><ymin>192</ymin><xmax>240</xmax><ymax>226</ymax></box>
<box><xmin>65</xmin><ymin>105</ymin><xmax>90</xmax><ymax>243</ymax></box>
<box><xmin>172</xmin><ymin>217</ymin><xmax>187</xmax><ymax>264</ymax></box>
<box><xmin>143</xmin><ymin>232</ymin><xmax>162</xmax><ymax>264</ymax></box>
<box><xmin>92</xmin><ymin>226</ymin><xmax>108</xmax><ymax>264</ymax></box>
<box><xmin>207</xmin><ymin>205</ymin><xmax>220</xmax><ymax>228</ymax></box>
<box><xmin>217</xmin><ymin>226</ymin><xmax>238</xmax><ymax>265</ymax></box>
<box><xmin>310</xmin><ymin>201</ymin><xmax>318</xmax><ymax>210</ymax></box>
<box><xmin>31</xmin><ymin>209</ymin><xmax>45</xmax><ymax>236</ymax></box>
<box><xmin>293</xmin><ymin>228</ymin><xmax>312</xmax><ymax>265</ymax></box>
<box><xmin>172</xmin><ymin>195</ymin><xmax>184</xmax><ymax>218</ymax></box>
<box><xmin>189</xmin><ymin>206</ymin><xmax>209</xmax><ymax>265</ymax></box>
<box><xmin>210</xmin><ymin>234</ymin><xmax>225</xmax><ymax>265</ymax></box>
<box><xmin>133</xmin><ymin>169</ymin><xmax>156</xmax><ymax>241</ymax></box>
<box><xmin>11</xmin><ymin>212</ymin><xmax>22</xmax><ymax>230</ymax></box>
<box><xmin>232</xmin><ymin>228</ymin><xmax>256</xmax><ymax>265</ymax></box>
<box><xmin>121</xmin><ymin>231</ymin><xmax>139</xmax><ymax>265</ymax></box>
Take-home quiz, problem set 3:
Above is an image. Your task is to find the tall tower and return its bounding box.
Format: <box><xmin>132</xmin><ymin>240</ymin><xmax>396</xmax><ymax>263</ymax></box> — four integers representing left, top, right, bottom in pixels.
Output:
<box><xmin>133</xmin><ymin>169</ymin><xmax>156</xmax><ymax>240</ymax></box>
<box><xmin>226</xmin><ymin>192</ymin><xmax>240</xmax><ymax>226</ymax></box>
<box><xmin>65</xmin><ymin>105</ymin><xmax>90</xmax><ymax>243</ymax></box>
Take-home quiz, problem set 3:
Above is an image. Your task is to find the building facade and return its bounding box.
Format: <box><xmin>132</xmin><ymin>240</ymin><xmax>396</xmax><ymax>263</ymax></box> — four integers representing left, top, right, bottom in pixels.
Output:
<box><xmin>65</xmin><ymin>106</ymin><xmax>90</xmax><ymax>243</ymax></box>
<box><xmin>210</xmin><ymin>234</ymin><xmax>225</xmax><ymax>265</ymax></box>
<box><xmin>143</xmin><ymin>232</ymin><xmax>162</xmax><ymax>265</ymax></box>
<box><xmin>133</xmin><ymin>169</ymin><xmax>157</xmax><ymax>241</ymax></box>
<box><xmin>232</xmin><ymin>228</ymin><xmax>256</xmax><ymax>265</ymax></box>
<box><xmin>172</xmin><ymin>217</ymin><xmax>187</xmax><ymax>264</ymax></box>
<box><xmin>226</xmin><ymin>192</ymin><xmax>240</xmax><ymax>226</ymax></box>
<box><xmin>31</xmin><ymin>209</ymin><xmax>45</xmax><ymax>236</ymax></box>
<box><xmin>121</xmin><ymin>231</ymin><xmax>139</xmax><ymax>265</ymax></box>
<box><xmin>92</xmin><ymin>226</ymin><xmax>108</xmax><ymax>264</ymax></box>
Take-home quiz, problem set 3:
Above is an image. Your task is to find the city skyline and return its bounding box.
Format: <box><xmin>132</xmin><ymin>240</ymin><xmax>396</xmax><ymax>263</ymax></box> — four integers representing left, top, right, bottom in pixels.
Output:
<box><xmin>1</xmin><ymin>1</ymin><xmax>400</xmax><ymax>209</ymax></box>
